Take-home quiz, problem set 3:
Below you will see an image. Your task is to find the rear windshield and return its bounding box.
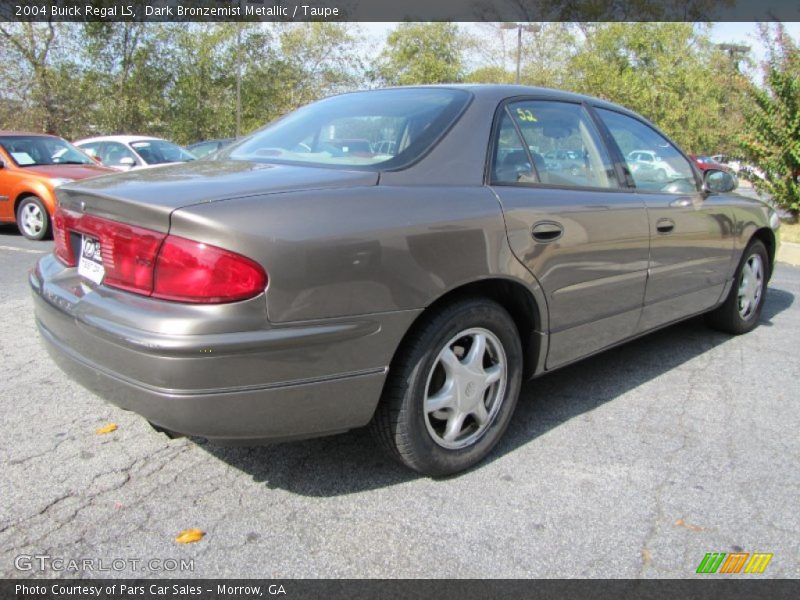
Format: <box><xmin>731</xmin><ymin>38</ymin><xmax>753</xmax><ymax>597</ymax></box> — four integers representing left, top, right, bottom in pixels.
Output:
<box><xmin>222</xmin><ymin>88</ymin><xmax>471</xmax><ymax>170</ymax></box>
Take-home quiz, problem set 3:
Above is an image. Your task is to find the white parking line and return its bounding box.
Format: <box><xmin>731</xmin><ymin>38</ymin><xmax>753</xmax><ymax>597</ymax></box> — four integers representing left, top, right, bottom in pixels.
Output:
<box><xmin>0</xmin><ymin>245</ymin><xmax>45</xmax><ymax>254</ymax></box>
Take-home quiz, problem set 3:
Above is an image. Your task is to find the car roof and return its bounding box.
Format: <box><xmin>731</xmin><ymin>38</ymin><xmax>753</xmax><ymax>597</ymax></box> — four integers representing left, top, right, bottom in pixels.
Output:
<box><xmin>0</xmin><ymin>131</ymin><xmax>61</xmax><ymax>138</ymax></box>
<box><xmin>75</xmin><ymin>135</ymin><xmax>163</xmax><ymax>145</ymax></box>
<box><xmin>340</xmin><ymin>84</ymin><xmax>641</xmax><ymax>116</ymax></box>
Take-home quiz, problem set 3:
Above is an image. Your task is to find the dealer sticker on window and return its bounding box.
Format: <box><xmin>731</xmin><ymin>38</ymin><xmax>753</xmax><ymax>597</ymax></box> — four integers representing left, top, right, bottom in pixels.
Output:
<box><xmin>77</xmin><ymin>236</ymin><xmax>105</xmax><ymax>285</ymax></box>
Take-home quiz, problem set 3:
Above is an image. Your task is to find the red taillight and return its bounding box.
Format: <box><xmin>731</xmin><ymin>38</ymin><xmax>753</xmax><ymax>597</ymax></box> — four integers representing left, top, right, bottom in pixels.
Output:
<box><xmin>53</xmin><ymin>207</ymin><xmax>76</xmax><ymax>267</ymax></box>
<box><xmin>99</xmin><ymin>221</ymin><xmax>165</xmax><ymax>294</ymax></box>
<box><xmin>152</xmin><ymin>235</ymin><xmax>268</xmax><ymax>303</ymax></box>
<box><xmin>52</xmin><ymin>209</ymin><xmax>267</xmax><ymax>304</ymax></box>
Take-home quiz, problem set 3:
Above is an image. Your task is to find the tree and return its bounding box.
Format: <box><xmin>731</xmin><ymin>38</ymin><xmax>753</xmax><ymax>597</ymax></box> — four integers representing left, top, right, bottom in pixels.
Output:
<box><xmin>80</xmin><ymin>22</ymin><xmax>173</xmax><ymax>137</ymax></box>
<box><xmin>464</xmin><ymin>23</ymin><xmax>575</xmax><ymax>87</ymax></box>
<box><xmin>738</xmin><ymin>24</ymin><xmax>800</xmax><ymax>220</ymax></box>
<box><xmin>566</xmin><ymin>23</ymin><xmax>737</xmax><ymax>153</ymax></box>
<box><xmin>0</xmin><ymin>22</ymin><xmax>85</xmax><ymax>136</ymax></box>
<box><xmin>373</xmin><ymin>23</ymin><xmax>465</xmax><ymax>85</ymax></box>
<box><xmin>163</xmin><ymin>24</ymin><xmax>239</xmax><ymax>144</ymax></box>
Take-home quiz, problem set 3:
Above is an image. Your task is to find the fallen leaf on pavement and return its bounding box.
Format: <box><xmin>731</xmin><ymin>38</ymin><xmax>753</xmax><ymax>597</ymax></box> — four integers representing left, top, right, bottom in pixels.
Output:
<box><xmin>95</xmin><ymin>423</ymin><xmax>118</xmax><ymax>434</ymax></box>
<box><xmin>674</xmin><ymin>518</ymin><xmax>704</xmax><ymax>532</ymax></box>
<box><xmin>176</xmin><ymin>528</ymin><xmax>205</xmax><ymax>544</ymax></box>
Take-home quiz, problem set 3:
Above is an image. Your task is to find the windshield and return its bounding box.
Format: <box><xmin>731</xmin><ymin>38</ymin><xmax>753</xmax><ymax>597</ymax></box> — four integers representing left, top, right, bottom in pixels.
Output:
<box><xmin>0</xmin><ymin>135</ymin><xmax>94</xmax><ymax>167</ymax></box>
<box><xmin>130</xmin><ymin>140</ymin><xmax>196</xmax><ymax>164</ymax></box>
<box><xmin>222</xmin><ymin>88</ymin><xmax>471</xmax><ymax>170</ymax></box>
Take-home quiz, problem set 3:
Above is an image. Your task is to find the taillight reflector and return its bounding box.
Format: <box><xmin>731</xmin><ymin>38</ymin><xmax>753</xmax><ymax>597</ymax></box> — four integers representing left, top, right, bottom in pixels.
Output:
<box><xmin>53</xmin><ymin>207</ymin><xmax>75</xmax><ymax>266</ymax></box>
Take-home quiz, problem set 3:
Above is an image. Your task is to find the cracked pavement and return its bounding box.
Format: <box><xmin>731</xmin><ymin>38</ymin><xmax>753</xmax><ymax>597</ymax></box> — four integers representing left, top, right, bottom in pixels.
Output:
<box><xmin>1</xmin><ymin>223</ymin><xmax>798</xmax><ymax>578</ymax></box>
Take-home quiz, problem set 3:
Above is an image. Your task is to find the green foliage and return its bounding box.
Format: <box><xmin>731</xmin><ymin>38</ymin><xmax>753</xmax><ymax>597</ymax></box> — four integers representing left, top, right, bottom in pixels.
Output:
<box><xmin>465</xmin><ymin>65</ymin><xmax>515</xmax><ymax>84</ymax></box>
<box><xmin>373</xmin><ymin>23</ymin><xmax>464</xmax><ymax>85</ymax></box>
<box><xmin>566</xmin><ymin>23</ymin><xmax>738</xmax><ymax>153</ymax></box>
<box><xmin>81</xmin><ymin>22</ymin><xmax>173</xmax><ymax>137</ymax></box>
<box><xmin>738</xmin><ymin>24</ymin><xmax>800</xmax><ymax>218</ymax></box>
<box><xmin>0</xmin><ymin>19</ymin><xmax>785</xmax><ymax>174</ymax></box>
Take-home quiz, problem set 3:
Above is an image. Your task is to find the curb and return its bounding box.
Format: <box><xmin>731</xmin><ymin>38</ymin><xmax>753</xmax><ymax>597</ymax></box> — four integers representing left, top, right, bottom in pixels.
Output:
<box><xmin>778</xmin><ymin>241</ymin><xmax>800</xmax><ymax>267</ymax></box>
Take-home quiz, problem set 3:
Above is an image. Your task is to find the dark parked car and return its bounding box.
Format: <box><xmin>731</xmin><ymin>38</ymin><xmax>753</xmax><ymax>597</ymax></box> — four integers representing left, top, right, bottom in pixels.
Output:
<box><xmin>187</xmin><ymin>138</ymin><xmax>235</xmax><ymax>158</ymax></box>
<box><xmin>32</xmin><ymin>86</ymin><xmax>780</xmax><ymax>476</ymax></box>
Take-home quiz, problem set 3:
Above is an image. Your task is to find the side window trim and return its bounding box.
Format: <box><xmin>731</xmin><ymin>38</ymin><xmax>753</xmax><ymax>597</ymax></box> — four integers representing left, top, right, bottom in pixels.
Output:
<box><xmin>503</xmin><ymin>105</ymin><xmax>540</xmax><ymax>183</ymax></box>
<box><xmin>584</xmin><ymin>103</ymin><xmax>636</xmax><ymax>189</ymax></box>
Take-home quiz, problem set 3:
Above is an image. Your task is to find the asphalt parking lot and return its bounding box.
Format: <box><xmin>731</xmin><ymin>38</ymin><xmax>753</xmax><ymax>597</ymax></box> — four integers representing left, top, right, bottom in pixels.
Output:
<box><xmin>1</xmin><ymin>223</ymin><xmax>798</xmax><ymax>579</ymax></box>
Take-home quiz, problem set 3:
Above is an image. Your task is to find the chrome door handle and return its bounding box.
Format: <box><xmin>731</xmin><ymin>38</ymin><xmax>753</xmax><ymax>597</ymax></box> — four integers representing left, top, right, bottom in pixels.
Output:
<box><xmin>531</xmin><ymin>221</ymin><xmax>564</xmax><ymax>242</ymax></box>
<box><xmin>669</xmin><ymin>197</ymin><xmax>693</xmax><ymax>208</ymax></box>
<box><xmin>656</xmin><ymin>218</ymin><xmax>675</xmax><ymax>234</ymax></box>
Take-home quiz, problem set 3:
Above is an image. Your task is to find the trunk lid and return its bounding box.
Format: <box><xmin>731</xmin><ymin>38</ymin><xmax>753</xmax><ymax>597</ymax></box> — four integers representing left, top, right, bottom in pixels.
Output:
<box><xmin>57</xmin><ymin>160</ymin><xmax>379</xmax><ymax>231</ymax></box>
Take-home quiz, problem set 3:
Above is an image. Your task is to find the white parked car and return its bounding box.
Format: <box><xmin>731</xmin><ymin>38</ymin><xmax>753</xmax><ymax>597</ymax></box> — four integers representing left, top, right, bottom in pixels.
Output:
<box><xmin>627</xmin><ymin>149</ymin><xmax>684</xmax><ymax>182</ymax></box>
<box><xmin>74</xmin><ymin>136</ymin><xmax>196</xmax><ymax>170</ymax></box>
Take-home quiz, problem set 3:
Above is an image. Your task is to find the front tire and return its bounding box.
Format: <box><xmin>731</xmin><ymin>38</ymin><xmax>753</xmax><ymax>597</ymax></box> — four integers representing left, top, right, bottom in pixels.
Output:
<box><xmin>16</xmin><ymin>196</ymin><xmax>51</xmax><ymax>241</ymax></box>
<box><xmin>706</xmin><ymin>239</ymin><xmax>769</xmax><ymax>334</ymax></box>
<box><xmin>370</xmin><ymin>298</ymin><xmax>523</xmax><ymax>477</ymax></box>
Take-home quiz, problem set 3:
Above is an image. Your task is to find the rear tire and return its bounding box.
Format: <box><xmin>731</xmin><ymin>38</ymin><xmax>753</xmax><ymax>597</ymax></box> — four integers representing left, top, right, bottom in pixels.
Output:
<box><xmin>370</xmin><ymin>298</ymin><xmax>523</xmax><ymax>477</ymax></box>
<box><xmin>706</xmin><ymin>239</ymin><xmax>769</xmax><ymax>335</ymax></box>
<box><xmin>16</xmin><ymin>196</ymin><xmax>50</xmax><ymax>241</ymax></box>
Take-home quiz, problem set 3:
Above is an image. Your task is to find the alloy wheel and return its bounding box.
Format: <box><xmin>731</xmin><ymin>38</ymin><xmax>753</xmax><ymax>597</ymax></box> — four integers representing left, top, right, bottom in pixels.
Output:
<box><xmin>738</xmin><ymin>253</ymin><xmax>764</xmax><ymax>320</ymax></box>
<box><xmin>20</xmin><ymin>202</ymin><xmax>45</xmax><ymax>238</ymax></box>
<box><xmin>423</xmin><ymin>328</ymin><xmax>507</xmax><ymax>450</ymax></box>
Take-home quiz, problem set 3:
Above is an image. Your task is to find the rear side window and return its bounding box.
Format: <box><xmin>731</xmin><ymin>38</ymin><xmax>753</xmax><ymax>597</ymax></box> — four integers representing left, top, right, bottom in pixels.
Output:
<box><xmin>491</xmin><ymin>100</ymin><xmax>619</xmax><ymax>189</ymax></box>
<box><xmin>596</xmin><ymin>108</ymin><xmax>698</xmax><ymax>194</ymax></box>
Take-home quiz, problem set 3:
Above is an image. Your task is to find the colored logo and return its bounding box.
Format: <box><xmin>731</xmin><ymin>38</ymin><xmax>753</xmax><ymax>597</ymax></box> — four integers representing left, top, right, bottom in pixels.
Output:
<box><xmin>696</xmin><ymin>552</ymin><xmax>773</xmax><ymax>574</ymax></box>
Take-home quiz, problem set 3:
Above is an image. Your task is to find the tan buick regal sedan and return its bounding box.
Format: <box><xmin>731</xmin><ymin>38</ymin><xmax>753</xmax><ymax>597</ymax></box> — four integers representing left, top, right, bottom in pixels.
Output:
<box><xmin>31</xmin><ymin>86</ymin><xmax>780</xmax><ymax>476</ymax></box>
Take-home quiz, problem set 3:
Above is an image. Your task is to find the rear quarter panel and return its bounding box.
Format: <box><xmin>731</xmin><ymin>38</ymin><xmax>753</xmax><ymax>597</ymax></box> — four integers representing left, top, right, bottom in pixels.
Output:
<box><xmin>724</xmin><ymin>193</ymin><xmax>777</xmax><ymax>274</ymax></box>
<box><xmin>168</xmin><ymin>186</ymin><xmax>544</xmax><ymax>324</ymax></box>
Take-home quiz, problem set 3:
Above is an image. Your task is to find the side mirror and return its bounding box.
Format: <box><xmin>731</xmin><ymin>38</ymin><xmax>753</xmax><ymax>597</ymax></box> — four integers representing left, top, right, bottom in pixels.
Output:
<box><xmin>704</xmin><ymin>169</ymin><xmax>737</xmax><ymax>194</ymax></box>
<box><xmin>118</xmin><ymin>156</ymin><xmax>136</xmax><ymax>168</ymax></box>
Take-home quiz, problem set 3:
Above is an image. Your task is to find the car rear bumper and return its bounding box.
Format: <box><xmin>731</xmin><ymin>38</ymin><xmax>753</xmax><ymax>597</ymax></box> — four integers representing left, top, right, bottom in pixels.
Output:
<box><xmin>31</xmin><ymin>255</ymin><xmax>418</xmax><ymax>443</ymax></box>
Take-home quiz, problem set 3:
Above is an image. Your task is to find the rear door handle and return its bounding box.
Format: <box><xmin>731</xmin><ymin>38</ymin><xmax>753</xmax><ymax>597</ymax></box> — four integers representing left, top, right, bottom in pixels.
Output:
<box><xmin>531</xmin><ymin>221</ymin><xmax>564</xmax><ymax>242</ymax></box>
<box><xmin>656</xmin><ymin>218</ymin><xmax>675</xmax><ymax>234</ymax></box>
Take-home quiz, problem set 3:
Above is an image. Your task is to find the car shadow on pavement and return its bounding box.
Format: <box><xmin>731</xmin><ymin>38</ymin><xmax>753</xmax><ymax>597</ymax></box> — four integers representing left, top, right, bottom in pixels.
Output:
<box><xmin>199</xmin><ymin>285</ymin><xmax>794</xmax><ymax>496</ymax></box>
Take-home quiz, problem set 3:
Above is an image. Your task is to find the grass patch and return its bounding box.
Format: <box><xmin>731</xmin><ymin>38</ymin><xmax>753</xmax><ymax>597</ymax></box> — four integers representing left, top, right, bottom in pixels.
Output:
<box><xmin>780</xmin><ymin>221</ymin><xmax>800</xmax><ymax>244</ymax></box>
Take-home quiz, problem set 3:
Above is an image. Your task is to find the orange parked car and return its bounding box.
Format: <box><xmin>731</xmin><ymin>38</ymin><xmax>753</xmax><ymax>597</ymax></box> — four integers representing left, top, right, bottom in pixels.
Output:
<box><xmin>0</xmin><ymin>132</ymin><xmax>113</xmax><ymax>240</ymax></box>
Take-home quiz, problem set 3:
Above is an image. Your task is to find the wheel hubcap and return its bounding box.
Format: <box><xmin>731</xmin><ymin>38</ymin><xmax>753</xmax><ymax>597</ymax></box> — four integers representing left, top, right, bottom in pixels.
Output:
<box><xmin>738</xmin><ymin>253</ymin><xmax>764</xmax><ymax>320</ymax></box>
<box><xmin>424</xmin><ymin>328</ymin><xmax>507</xmax><ymax>450</ymax></box>
<box><xmin>21</xmin><ymin>203</ymin><xmax>44</xmax><ymax>237</ymax></box>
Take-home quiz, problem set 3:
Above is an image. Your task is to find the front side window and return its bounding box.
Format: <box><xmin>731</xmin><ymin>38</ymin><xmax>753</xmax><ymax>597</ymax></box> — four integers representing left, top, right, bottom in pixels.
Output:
<box><xmin>596</xmin><ymin>108</ymin><xmax>697</xmax><ymax>194</ymax></box>
<box><xmin>492</xmin><ymin>100</ymin><xmax>618</xmax><ymax>189</ymax></box>
<box><xmin>78</xmin><ymin>142</ymin><xmax>101</xmax><ymax>159</ymax></box>
<box><xmin>223</xmin><ymin>88</ymin><xmax>471</xmax><ymax>170</ymax></box>
<box><xmin>0</xmin><ymin>136</ymin><xmax>94</xmax><ymax>167</ymax></box>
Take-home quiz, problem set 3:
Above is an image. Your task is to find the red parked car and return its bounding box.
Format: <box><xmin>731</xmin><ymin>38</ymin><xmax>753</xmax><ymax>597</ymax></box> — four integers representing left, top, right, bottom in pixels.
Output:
<box><xmin>690</xmin><ymin>155</ymin><xmax>730</xmax><ymax>173</ymax></box>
